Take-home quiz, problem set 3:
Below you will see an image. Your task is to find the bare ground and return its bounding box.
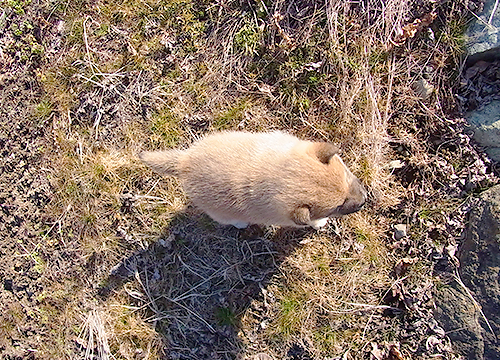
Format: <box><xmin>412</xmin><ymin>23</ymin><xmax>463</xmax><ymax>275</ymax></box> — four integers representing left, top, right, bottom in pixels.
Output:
<box><xmin>0</xmin><ymin>0</ymin><xmax>498</xmax><ymax>359</ymax></box>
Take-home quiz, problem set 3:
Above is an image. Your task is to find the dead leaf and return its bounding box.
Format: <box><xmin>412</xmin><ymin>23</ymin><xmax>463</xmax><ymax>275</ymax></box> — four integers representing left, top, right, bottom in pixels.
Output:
<box><xmin>394</xmin><ymin>257</ymin><xmax>418</xmax><ymax>277</ymax></box>
<box><xmin>257</xmin><ymin>83</ymin><xmax>275</xmax><ymax>100</ymax></box>
<box><xmin>412</xmin><ymin>79</ymin><xmax>434</xmax><ymax>100</ymax></box>
<box><xmin>387</xmin><ymin>342</ymin><xmax>405</xmax><ymax>360</ymax></box>
<box><xmin>304</xmin><ymin>61</ymin><xmax>322</xmax><ymax>71</ymax></box>
<box><xmin>370</xmin><ymin>342</ymin><xmax>384</xmax><ymax>360</ymax></box>
<box><xmin>272</xmin><ymin>12</ymin><xmax>296</xmax><ymax>50</ymax></box>
<box><xmin>393</xmin><ymin>12</ymin><xmax>437</xmax><ymax>45</ymax></box>
<box><xmin>425</xmin><ymin>335</ymin><xmax>441</xmax><ymax>351</ymax></box>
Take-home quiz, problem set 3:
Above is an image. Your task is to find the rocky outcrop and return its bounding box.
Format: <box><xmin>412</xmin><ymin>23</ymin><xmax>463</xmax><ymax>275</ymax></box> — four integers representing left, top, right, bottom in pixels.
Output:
<box><xmin>434</xmin><ymin>185</ymin><xmax>500</xmax><ymax>359</ymax></box>
<box><xmin>467</xmin><ymin>100</ymin><xmax>500</xmax><ymax>161</ymax></box>
<box><xmin>464</xmin><ymin>0</ymin><xmax>500</xmax><ymax>160</ymax></box>
<box><xmin>434</xmin><ymin>285</ymin><xmax>485</xmax><ymax>359</ymax></box>
<box><xmin>466</xmin><ymin>0</ymin><xmax>500</xmax><ymax>64</ymax></box>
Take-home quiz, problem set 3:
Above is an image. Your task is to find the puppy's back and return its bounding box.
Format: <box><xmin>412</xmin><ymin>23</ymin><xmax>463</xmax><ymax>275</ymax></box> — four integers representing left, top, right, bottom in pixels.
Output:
<box><xmin>139</xmin><ymin>131</ymin><xmax>364</xmax><ymax>227</ymax></box>
<box><xmin>175</xmin><ymin>132</ymin><xmax>321</xmax><ymax>226</ymax></box>
<box><xmin>179</xmin><ymin>131</ymin><xmax>300</xmax><ymax>170</ymax></box>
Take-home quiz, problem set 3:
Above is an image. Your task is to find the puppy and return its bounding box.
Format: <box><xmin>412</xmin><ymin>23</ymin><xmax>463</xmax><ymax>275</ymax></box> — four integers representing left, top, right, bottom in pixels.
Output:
<box><xmin>139</xmin><ymin>131</ymin><xmax>367</xmax><ymax>229</ymax></box>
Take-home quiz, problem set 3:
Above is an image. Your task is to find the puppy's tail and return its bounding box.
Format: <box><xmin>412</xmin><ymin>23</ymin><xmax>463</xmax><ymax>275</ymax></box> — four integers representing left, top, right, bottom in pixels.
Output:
<box><xmin>139</xmin><ymin>150</ymin><xmax>183</xmax><ymax>176</ymax></box>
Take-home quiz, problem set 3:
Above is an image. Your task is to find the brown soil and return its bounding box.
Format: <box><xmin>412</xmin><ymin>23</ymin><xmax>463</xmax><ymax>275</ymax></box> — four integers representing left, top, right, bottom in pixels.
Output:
<box><xmin>0</xmin><ymin>1</ymin><xmax>498</xmax><ymax>359</ymax></box>
<box><xmin>0</xmin><ymin>3</ymin><xmax>55</xmax><ymax>358</ymax></box>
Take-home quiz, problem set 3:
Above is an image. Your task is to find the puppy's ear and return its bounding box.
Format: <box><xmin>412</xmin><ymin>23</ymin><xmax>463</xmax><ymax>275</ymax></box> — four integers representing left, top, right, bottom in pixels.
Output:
<box><xmin>290</xmin><ymin>205</ymin><xmax>311</xmax><ymax>226</ymax></box>
<box><xmin>313</xmin><ymin>142</ymin><xmax>340</xmax><ymax>164</ymax></box>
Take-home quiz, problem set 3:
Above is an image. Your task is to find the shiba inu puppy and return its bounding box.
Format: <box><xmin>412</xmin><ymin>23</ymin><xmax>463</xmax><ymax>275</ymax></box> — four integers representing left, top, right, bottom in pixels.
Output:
<box><xmin>140</xmin><ymin>131</ymin><xmax>367</xmax><ymax>229</ymax></box>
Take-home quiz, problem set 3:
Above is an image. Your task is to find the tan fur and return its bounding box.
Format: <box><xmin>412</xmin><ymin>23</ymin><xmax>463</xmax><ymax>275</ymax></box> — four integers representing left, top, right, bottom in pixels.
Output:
<box><xmin>140</xmin><ymin>131</ymin><xmax>367</xmax><ymax>228</ymax></box>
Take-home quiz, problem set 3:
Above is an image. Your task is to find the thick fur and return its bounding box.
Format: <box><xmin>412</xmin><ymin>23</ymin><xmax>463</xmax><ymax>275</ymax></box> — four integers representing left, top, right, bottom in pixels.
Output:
<box><xmin>140</xmin><ymin>131</ymin><xmax>367</xmax><ymax>228</ymax></box>
<box><xmin>139</xmin><ymin>150</ymin><xmax>182</xmax><ymax>176</ymax></box>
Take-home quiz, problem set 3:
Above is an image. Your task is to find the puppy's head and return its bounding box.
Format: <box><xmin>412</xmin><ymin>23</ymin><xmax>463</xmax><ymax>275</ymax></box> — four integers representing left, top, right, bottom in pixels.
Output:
<box><xmin>290</xmin><ymin>142</ymin><xmax>367</xmax><ymax>226</ymax></box>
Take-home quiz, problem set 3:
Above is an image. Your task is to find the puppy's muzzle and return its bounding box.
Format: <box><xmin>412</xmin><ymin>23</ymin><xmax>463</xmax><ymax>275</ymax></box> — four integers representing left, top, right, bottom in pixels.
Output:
<box><xmin>339</xmin><ymin>178</ymin><xmax>367</xmax><ymax>215</ymax></box>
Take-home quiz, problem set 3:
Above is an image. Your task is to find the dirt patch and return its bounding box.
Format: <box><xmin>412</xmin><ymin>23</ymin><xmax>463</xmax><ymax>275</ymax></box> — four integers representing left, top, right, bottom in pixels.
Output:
<box><xmin>0</xmin><ymin>0</ymin><xmax>498</xmax><ymax>359</ymax></box>
<box><xmin>0</xmin><ymin>4</ymin><xmax>53</xmax><ymax>357</ymax></box>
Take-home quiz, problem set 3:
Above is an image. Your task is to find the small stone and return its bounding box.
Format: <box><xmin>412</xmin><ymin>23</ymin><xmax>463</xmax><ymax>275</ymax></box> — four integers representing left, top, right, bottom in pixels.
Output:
<box><xmin>158</xmin><ymin>233</ymin><xmax>174</xmax><ymax>249</ymax></box>
<box><xmin>253</xmin><ymin>354</ymin><xmax>273</xmax><ymax>360</ymax></box>
<box><xmin>4</xmin><ymin>279</ymin><xmax>13</xmax><ymax>291</ymax></box>
<box><xmin>412</xmin><ymin>79</ymin><xmax>434</xmax><ymax>100</ymax></box>
<box><xmin>14</xmin><ymin>260</ymin><xmax>23</xmax><ymax>272</ymax></box>
<box><xmin>56</xmin><ymin>20</ymin><xmax>65</xmax><ymax>33</ymax></box>
<box><xmin>394</xmin><ymin>224</ymin><xmax>407</xmax><ymax>240</ymax></box>
<box><xmin>388</xmin><ymin>160</ymin><xmax>405</xmax><ymax>169</ymax></box>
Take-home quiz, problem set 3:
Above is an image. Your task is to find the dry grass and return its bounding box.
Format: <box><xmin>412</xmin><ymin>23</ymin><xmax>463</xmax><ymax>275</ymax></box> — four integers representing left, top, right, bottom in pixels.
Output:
<box><xmin>18</xmin><ymin>0</ymin><xmax>478</xmax><ymax>358</ymax></box>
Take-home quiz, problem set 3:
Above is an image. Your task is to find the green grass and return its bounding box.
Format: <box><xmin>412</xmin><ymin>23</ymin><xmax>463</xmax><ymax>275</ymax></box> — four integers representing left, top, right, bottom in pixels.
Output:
<box><xmin>234</xmin><ymin>22</ymin><xmax>263</xmax><ymax>56</ymax></box>
<box><xmin>149</xmin><ymin>110</ymin><xmax>183</xmax><ymax>148</ymax></box>
<box><xmin>213</xmin><ymin>99</ymin><xmax>252</xmax><ymax>130</ymax></box>
<box><xmin>277</xmin><ymin>297</ymin><xmax>303</xmax><ymax>337</ymax></box>
<box><xmin>35</xmin><ymin>100</ymin><xmax>53</xmax><ymax>119</ymax></box>
<box><xmin>215</xmin><ymin>307</ymin><xmax>237</xmax><ymax>326</ymax></box>
<box><xmin>5</xmin><ymin>0</ymin><xmax>30</xmax><ymax>14</ymax></box>
<box><xmin>14</xmin><ymin>0</ymin><xmax>477</xmax><ymax>358</ymax></box>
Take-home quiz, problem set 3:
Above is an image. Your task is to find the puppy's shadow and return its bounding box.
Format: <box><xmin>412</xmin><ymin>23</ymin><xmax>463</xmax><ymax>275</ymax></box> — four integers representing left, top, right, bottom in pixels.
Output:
<box><xmin>98</xmin><ymin>211</ymin><xmax>318</xmax><ymax>359</ymax></box>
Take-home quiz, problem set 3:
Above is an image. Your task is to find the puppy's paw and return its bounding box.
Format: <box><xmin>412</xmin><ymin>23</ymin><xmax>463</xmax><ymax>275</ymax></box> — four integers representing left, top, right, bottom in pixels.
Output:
<box><xmin>309</xmin><ymin>217</ymin><xmax>329</xmax><ymax>230</ymax></box>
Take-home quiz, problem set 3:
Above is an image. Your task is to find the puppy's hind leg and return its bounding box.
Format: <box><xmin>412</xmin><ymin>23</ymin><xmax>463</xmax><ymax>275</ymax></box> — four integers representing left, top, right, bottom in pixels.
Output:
<box><xmin>205</xmin><ymin>212</ymin><xmax>249</xmax><ymax>229</ymax></box>
<box><xmin>309</xmin><ymin>217</ymin><xmax>329</xmax><ymax>230</ymax></box>
<box><xmin>227</xmin><ymin>220</ymin><xmax>250</xmax><ymax>229</ymax></box>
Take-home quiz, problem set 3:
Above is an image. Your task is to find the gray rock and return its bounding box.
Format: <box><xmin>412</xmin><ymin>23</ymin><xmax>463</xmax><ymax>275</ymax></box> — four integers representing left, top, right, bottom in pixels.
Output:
<box><xmin>466</xmin><ymin>100</ymin><xmax>500</xmax><ymax>161</ymax></box>
<box><xmin>466</xmin><ymin>0</ymin><xmax>500</xmax><ymax>64</ymax></box>
<box><xmin>434</xmin><ymin>185</ymin><xmax>500</xmax><ymax>359</ymax></box>
<box><xmin>393</xmin><ymin>224</ymin><xmax>407</xmax><ymax>240</ymax></box>
<box><xmin>434</xmin><ymin>285</ymin><xmax>485</xmax><ymax>359</ymax></box>
<box><xmin>412</xmin><ymin>79</ymin><xmax>434</xmax><ymax>100</ymax></box>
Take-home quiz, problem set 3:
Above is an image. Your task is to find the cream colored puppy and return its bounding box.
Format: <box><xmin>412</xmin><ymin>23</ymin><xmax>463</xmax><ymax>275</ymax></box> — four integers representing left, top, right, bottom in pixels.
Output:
<box><xmin>140</xmin><ymin>131</ymin><xmax>367</xmax><ymax>229</ymax></box>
